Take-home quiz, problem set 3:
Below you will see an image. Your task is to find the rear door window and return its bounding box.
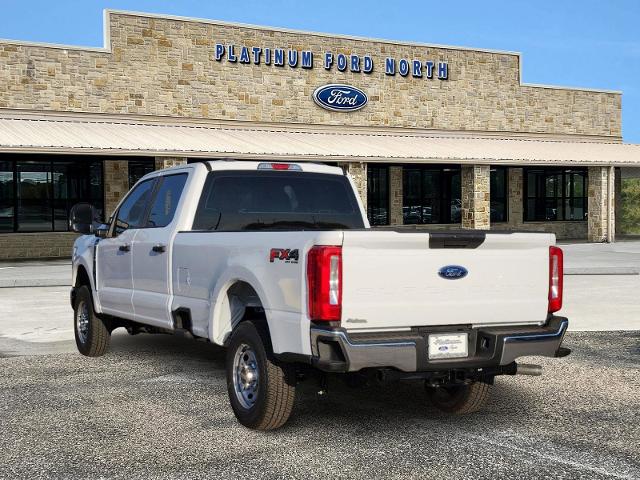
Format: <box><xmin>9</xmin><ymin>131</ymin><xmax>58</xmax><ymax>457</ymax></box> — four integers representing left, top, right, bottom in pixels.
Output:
<box><xmin>192</xmin><ymin>171</ymin><xmax>364</xmax><ymax>231</ymax></box>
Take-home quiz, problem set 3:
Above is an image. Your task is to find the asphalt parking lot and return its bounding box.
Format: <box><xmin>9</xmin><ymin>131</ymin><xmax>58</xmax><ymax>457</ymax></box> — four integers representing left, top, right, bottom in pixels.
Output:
<box><xmin>1</xmin><ymin>243</ymin><xmax>639</xmax><ymax>479</ymax></box>
<box><xmin>1</xmin><ymin>330</ymin><xmax>639</xmax><ymax>480</ymax></box>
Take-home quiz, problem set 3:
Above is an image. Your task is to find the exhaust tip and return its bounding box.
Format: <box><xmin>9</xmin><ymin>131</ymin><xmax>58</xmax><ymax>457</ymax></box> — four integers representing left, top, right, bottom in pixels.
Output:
<box><xmin>516</xmin><ymin>363</ymin><xmax>543</xmax><ymax>376</ymax></box>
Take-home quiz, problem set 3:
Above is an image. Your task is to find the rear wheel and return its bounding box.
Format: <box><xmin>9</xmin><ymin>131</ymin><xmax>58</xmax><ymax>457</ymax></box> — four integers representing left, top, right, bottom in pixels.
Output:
<box><xmin>226</xmin><ymin>321</ymin><xmax>296</xmax><ymax>430</ymax></box>
<box><xmin>425</xmin><ymin>381</ymin><xmax>492</xmax><ymax>414</ymax></box>
<box><xmin>74</xmin><ymin>285</ymin><xmax>110</xmax><ymax>357</ymax></box>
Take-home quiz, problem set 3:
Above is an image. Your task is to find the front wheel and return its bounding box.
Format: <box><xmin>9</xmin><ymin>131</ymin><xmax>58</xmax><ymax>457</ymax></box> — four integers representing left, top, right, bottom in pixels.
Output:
<box><xmin>74</xmin><ymin>285</ymin><xmax>110</xmax><ymax>357</ymax></box>
<box><xmin>426</xmin><ymin>381</ymin><xmax>492</xmax><ymax>414</ymax></box>
<box><xmin>226</xmin><ymin>321</ymin><xmax>296</xmax><ymax>430</ymax></box>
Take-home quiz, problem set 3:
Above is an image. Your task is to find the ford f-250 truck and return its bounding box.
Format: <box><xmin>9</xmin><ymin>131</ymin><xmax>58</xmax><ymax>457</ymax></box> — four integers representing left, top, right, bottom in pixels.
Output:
<box><xmin>69</xmin><ymin>160</ymin><xmax>570</xmax><ymax>430</ymax></box>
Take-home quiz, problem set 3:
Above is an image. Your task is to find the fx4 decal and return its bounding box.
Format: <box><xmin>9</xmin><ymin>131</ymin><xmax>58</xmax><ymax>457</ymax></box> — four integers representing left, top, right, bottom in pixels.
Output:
<box><xmin>269</xmin><ymin>248</ymin><xmax>299</xmax><ymax>264</ymax></box>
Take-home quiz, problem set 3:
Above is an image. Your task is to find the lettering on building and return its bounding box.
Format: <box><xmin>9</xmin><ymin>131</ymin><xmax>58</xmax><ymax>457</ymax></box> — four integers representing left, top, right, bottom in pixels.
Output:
<box><xmin>214</xmin><ymin>43</ymin><xmax>449</xmax><ymax>80</ymax></box>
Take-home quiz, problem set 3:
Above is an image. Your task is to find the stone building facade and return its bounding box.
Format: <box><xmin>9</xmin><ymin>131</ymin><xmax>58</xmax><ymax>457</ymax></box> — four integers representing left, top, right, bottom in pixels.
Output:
<box><xmin>0</xmin><ymin>13</ymin><xmax>622</xmax><ymax>135</ymax></box>
<box><xmin>0</xmin><ymin>10</ymin><xmax>636</xmax><ymax>259</ymax></box>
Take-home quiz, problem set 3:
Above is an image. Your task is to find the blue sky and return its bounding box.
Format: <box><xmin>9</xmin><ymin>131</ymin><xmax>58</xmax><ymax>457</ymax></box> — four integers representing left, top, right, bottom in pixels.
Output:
<box><xmin>1</xmin><ymin>0</ymin><xmax>638</xmax><ymax>142</ymax></box>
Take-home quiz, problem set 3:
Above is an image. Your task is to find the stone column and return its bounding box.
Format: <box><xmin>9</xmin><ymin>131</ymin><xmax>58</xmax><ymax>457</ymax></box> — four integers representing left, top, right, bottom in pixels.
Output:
<box><xmin>461</xmin><ymin>165</ymin><xmax>490</xmax><ymax>230</ymax></box>
<box><xmin>103</xmin><ymin>160</ymin><xmax>129</xmax><ymax>219</ymax></box>
<box><xmin>155</xmin><ymin>156</ymin><xmax>188</xmax><ymax>170</ymax></box>
<box><xmin>389</xmin><ymin>166</ymin><xmax>404</xmax><ymax>225</ymax></box>
<box><xmin>588</xmin><ymin>166</ymin><xmax>615</xmax><ymax>242</ymax></box>
<box><xmin>507</xmin><ymin>167</ymin><xmax>524</xmax><ymax>228</ymax></box>
<box><xmin>338</xmin><ymin>162</ymin><xmax>367</xmax><ymax>206</ymax></box>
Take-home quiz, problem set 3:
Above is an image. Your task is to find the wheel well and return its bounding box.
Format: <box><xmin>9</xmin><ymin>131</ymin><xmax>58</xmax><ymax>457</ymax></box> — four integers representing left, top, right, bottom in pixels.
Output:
<box><xmin>75</xmin><ymin>265</ymin><xmax>91</xmax><ymax>288</ymax></box>
<box><xmin>222</xmin><ymin>281</ymin><xmax>269</xmax><ymax>345</ymax></box>
<box><xmin>71</xmin><ymin>265</ymin><xmax>92</xmax><ymax>308</ymax></box>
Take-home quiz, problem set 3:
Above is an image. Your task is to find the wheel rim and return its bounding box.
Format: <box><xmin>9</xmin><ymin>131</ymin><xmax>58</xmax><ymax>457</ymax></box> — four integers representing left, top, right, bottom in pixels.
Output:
<box><xmin>232</xmin><ymin>343</ymin><xmax>260</xmax><ymax>410</ymax></box>
<box><xmin>76</xmin><ymin>300</ymin><xmax>90</xmax><ymax>344</ymax></box>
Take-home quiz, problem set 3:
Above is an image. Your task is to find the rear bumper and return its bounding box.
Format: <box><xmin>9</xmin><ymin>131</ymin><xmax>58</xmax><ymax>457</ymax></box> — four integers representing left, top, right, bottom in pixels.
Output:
<box><xmin>309</xmin><ymin>316</ymin><xmax>569</xmax><ymax>373</ymax></box>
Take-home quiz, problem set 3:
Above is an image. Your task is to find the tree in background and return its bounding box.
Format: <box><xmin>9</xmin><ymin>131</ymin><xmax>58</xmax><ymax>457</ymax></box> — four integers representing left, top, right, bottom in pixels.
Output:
<box><xmin>620</xmin><ymin>178</ymin><xmax>640</xmax><ymax>235</ymax></box>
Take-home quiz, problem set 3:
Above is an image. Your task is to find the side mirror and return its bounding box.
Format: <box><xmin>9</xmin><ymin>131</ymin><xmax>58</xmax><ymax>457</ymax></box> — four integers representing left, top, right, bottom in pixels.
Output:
<box><xmin>69</xmin><ymin>203</ymin><xmax>98</xmax><ymax>235</ymax></box>
<box><xmin>95</xmin><ymin>224</ymin><xmax>109</xmax><ymax>239</ymax></box>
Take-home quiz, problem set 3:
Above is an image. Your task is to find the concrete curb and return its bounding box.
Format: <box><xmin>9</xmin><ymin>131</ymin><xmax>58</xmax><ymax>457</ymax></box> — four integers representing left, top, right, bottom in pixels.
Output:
<box><xmin>0</xmin><ymin>280</ymin><xmax>71</xmax><ymax>288</ymax></box>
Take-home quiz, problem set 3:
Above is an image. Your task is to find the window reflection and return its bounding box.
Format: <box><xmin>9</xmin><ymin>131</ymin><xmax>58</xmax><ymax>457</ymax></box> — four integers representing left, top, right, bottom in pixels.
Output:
<box><xmin>402</xmin><ymin>166</ymin><xmax>461</xmax><ymax>224</ymax></box>
<box><xmin>367</xmin><ymin>165</ymin><xmax>389</xmax><ymax>225</ymax></box>
<box><xmin>0</xmin><ymin>161</ymin><xmax>15</xmax><ymax>232</ymax></box>
<box><xmin>0</xmin><ymin>156</ymin><xmax>107</xmax><ymax>232</ymax></box>
<box><xmin>128</xmin><ymin>159</ymin><xmax>155</xmax><ymax>188</ymax></box>
<box><xmin>490</xmin><ymin>167</ymin><xmax>508</xmax><ymax>223</ymax></box>
<box><xmin>525</xmin><ymin>168</ymin><xmax>588</xmax><ymax>222</ymax></box>
<box><xmin>17</xmin><ymin>162</ymin><xmax>52</xmax><ymax>232</ymax></box>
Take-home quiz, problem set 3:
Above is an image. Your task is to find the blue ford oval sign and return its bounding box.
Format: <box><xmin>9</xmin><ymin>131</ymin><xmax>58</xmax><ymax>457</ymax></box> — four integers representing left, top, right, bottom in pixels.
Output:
<box><xmin>312</xmin><ymin>84</ymin><xmax>368</xmax><ymax>112</ymax></box>
<box><xmin>438</xmin><ymin>265</ymin><xmax>468</xmax><ymax>280</ymax></box>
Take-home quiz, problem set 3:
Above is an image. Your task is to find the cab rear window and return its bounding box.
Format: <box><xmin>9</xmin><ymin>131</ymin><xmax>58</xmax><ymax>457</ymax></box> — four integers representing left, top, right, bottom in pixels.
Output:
<box><xmin>192</xmin><ymin>171</ymin><xmax>364</xmax><ymax>231</ymax></box>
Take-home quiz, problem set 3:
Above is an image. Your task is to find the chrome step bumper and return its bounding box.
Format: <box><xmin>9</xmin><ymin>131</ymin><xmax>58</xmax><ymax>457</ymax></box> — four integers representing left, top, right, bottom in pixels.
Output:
<box><xmin>310</xmin><ymin>316</ymin><xmax>569</xmax><ymax>373</ymax></box>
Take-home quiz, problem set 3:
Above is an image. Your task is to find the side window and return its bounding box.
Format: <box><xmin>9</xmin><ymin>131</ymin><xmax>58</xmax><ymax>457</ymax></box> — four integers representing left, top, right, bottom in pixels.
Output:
<box><xmin>146</xmin><ymin>173</ymin><xmax>188</xmax><ymax>228</ymax></box>
<box><xmin>114</xmin><ymin>179</ymin><xmax>155</xmax><ymax>235</ymax></box>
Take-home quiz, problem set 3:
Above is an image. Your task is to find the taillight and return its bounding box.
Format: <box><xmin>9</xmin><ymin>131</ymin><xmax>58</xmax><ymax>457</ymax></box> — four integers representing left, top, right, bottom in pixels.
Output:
<box><xmin>548</xmin><ymin>246</ymin><xmax>563</xmax><ymax>313</ymax></box>
<box><xmin>307</xmin><ymin>246</ymin><xmax>342</xmax><ymax>321</ymax></box>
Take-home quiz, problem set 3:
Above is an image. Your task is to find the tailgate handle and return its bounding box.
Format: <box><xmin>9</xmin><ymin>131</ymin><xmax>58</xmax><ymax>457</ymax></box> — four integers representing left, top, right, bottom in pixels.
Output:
<box><xmin>429</xmin><ymin>233</ymin><xmax>486</xmax><ymax>249</ymax></box>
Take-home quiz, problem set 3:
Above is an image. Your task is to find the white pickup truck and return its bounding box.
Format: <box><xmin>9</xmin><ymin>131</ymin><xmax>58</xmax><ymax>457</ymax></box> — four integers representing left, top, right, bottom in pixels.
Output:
<box><xmin>70</xmin><ymin>160</ymin><xmax>570</xmax><ymax>430</ymax></box>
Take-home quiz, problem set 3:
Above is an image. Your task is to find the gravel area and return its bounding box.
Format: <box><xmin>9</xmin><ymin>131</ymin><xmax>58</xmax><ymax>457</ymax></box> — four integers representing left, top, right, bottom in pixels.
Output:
<box><xmin>0</xmin><ymin>331</ymin><xmax>638</xmax><ymax>480</ymax></box>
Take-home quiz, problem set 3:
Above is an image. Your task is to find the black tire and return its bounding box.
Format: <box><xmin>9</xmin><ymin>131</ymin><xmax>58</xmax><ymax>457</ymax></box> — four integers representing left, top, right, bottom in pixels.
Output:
<box><xmin>425</xmin><ymin>381</ymin><xmax>492</xmax><ymax>414</ymax></box>
<box><xmin>73</xmin><ymin>285</ymin><xmax>110</xmax><ymax>357</ymax></box>
<box><xmin>226</xmin><ymin>320</ymin><xmax>296</xmax><ymax>430</ymax></box>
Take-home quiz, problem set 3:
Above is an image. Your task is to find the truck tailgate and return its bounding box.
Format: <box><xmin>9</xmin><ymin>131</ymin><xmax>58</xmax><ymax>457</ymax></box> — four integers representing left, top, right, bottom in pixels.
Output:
<box><xmin>341</xmin><ymin>231</ymin><xmax>553</xmax><ymax>330</ymax></box>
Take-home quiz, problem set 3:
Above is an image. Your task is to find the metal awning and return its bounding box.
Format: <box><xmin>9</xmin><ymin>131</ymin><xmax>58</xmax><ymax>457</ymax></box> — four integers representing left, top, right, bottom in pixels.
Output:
<box><xmin>0</xmin><ymin>112</ymin><xmax>639</xmax><ymax>166</ymax></box>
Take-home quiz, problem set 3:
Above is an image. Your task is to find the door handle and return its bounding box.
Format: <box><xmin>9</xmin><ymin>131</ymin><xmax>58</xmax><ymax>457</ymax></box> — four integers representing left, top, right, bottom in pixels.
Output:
<box><xmin>152</xmin><ymin>244</ymin><xmax>167</xmax><ymax>253</ymax></box>
<box><xmin>118</xmin><ymin>244</ymin><xmax>130</xmax><ymax>252</ymax></box>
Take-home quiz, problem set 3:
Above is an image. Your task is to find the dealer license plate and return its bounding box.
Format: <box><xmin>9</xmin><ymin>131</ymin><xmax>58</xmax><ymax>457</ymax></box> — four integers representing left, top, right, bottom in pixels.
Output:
<box><xmin>428</xmin><ymin>333</ymin><xmax>469</xmax><ymax>360</ymax></box>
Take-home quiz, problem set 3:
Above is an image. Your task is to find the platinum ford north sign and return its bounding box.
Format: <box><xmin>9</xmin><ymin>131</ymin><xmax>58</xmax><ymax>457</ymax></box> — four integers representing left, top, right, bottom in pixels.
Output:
<box><xmin>213</xmin><ymin>43</ymin><xmax>448</xmax><ymax>112</ymax></box>
<box><xmin>313</xmin><ymin>84</ymin><xmax>368</xmax><ymax>112</ymax></box>
<box><xmin>213</xmin><ymin>44</ymin><xmax>449</xmax><ymax>80</ymax></box>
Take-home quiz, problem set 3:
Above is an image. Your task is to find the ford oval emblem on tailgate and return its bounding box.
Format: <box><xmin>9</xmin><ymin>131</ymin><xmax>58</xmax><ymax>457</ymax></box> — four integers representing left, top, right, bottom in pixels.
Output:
<box><xmin>438</xmin><ymin>265</ymin><xmax>468</xmax><ymax>280</ymax></box>
<box><xmin>312</xmin><ymin>84</ymin><xmax>368</xmax><ymax>112</ymax></box>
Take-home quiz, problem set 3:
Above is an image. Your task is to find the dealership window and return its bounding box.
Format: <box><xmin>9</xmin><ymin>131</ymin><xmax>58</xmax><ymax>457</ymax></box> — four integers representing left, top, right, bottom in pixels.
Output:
<box><xmin>367</xmin><ymin>165</ymin><xmax>389</xmax><ymax>225</ymax></box>
<box><xmin>490</xmin><ymin>167</ymin><xmax>508</xmax><ymax>223</ymax></box>
<box><xmin>0</xmin><ymin>155</ymin><xmax>104</xmax><ymax>232</ymax></box>
<box><xmin>524</xmin><ymin>168</ymin><xmax>588</xmax><ymax>221</ymax></box>
<box><xmin>128</xmin><ymin>159</ymin><xmax>155</xmax><ymax>188</ymax></box>
<box><xmin>403</xmin><ymin>166</ymin><xmax>461</xmax><ymax>224</ymax></box>
<box><xmin>0</xmin><ymin>161</ymin><xmax>14</xmax><ymax>232</ymax></box>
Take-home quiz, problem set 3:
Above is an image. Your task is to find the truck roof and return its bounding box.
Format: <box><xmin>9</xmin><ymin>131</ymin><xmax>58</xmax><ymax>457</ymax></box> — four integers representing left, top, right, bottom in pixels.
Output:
<box><xmin>151</xmin><ymin>159</ymin><xmax>345</xmax><ymax>176</ymax></box>
<box><xmin>206</xmin><ymin>160</ymin><xmax>344</xmax><ymax>175</ymax></box>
